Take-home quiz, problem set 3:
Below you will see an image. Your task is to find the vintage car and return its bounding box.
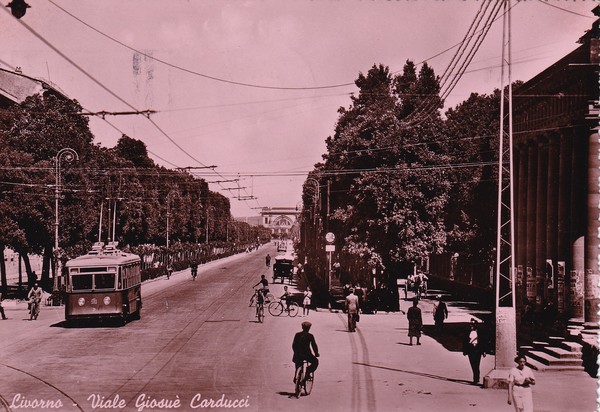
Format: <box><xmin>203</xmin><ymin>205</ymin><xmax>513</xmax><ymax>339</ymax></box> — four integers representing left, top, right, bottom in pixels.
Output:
<box><xmin>272</xmin><ymin>255</ymin><xmax>294</xmax><ymax>284</ymax></box>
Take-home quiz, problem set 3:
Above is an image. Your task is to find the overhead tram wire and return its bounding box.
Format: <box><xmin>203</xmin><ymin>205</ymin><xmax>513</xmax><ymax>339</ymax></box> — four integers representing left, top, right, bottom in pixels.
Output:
<box><xmin>441</xmin><ymin>2</ymin><xmax>503</xmax><ymax>102</ymax></box>
<box><xmin>47</xmin><ymin>0</ymin><xmax>353</xmax><ymax>91</ymax></box>
<box><xmin>536</xmin><ymin>0</ymin><xmax>595</xmax><ymax>19</ymax></box>
<box><xmin>406</xmin><ymin>1</ymin><xmax>504</xmax><ymax>127</ymax></box>
<box><xmin>2</xmin><ymin>9</ymin><xmax>260</xmax><ymax>210</ymax></box>
<box><xmin>2</xmin><ymin>9</ymin><xmax>201</xmax><ymax>165</ymax></box>
<box><xmin>401</xmin><ymin>0</ymin><xmax>514</xmax><ymax>129</ymax></box>
<box><xmin>401</xmin><ymin>1</ymin><xmax>496</xmax><ymax>124</ymax></box>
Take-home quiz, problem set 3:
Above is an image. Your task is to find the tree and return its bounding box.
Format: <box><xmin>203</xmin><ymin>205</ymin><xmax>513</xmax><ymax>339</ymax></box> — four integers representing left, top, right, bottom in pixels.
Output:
<box><xmin>318</xmin><ymin>62</ymin><xmax>449</xmax><ymax>286</ymax></box>
<box><xmin>115</xmin><ymin>135</ymin><xmax>155</xmax><ymax>168</ymax></box>
<box><xmin>443</xmin><ymin>91</ymin><xmax>500</xmax><ymax>264</ymax></box>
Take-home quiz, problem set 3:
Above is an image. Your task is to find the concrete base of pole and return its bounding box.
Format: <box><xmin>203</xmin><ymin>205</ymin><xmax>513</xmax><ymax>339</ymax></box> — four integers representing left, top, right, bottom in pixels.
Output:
<box><xmin>483</xmin><ymin>367</ymin><xmax>512</xmax><ymax>389</ymax></box>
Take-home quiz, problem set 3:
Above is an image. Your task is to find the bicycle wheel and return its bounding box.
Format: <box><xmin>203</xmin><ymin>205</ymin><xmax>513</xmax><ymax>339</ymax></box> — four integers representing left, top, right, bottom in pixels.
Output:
<box><xmin>294</xmin><ymin>367</ymin><xmax>303</xmax><ymax>398</ymax></box>
<box><xmin>268</xmin><ymin>301</ymin><xmax>283</xmax><ymax>317</ymax></box>
<box><xmin>265</xmin><ymin>293</ymin><xmax>275</xmax><ymax>304</ymax></box>
<box><xmin>287</xmin><ymin>302</ymin><xmax>299</xmax><ymax>317</ymax></box>
<box><xmin>303</xmin><ymin>370</ymin><xmax>314</xmax><ymax>395</ymax></box>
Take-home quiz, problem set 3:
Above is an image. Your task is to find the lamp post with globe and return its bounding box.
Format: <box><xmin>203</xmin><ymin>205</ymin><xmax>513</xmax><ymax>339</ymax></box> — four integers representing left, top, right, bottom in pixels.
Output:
<box><xmin>54</xmin><ymin>148</ymin><xmax>79</xmax><ymax>293</ymax></box>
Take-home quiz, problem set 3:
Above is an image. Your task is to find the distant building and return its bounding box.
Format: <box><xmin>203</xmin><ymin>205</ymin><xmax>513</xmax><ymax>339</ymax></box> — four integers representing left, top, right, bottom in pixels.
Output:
<box><xmin>236</xmin><ymin>207</ymin><xmax>300</xmax><ymax>239</ymax></box>
<box><xmin>259</xmin><ymin>207</ymin><xmax>300</xmax><ymax>239</ymax></box>
<box><xmin>0</xmin><ymin>68</ymin><xmax>69</xmax><ymax>108</ymax></box>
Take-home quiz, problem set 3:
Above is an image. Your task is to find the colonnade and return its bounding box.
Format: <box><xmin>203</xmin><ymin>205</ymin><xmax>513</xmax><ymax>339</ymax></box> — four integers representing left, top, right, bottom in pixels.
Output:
<box><xmin>514</xmin><ymin>120</ymin><xmax>599</xmax><ymax>326</ymax></box>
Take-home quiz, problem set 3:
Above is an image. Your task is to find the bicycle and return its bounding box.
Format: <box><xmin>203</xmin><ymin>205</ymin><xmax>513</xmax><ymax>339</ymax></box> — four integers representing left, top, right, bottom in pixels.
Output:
<box><xmin>29</xmin><ymin>298</ymin><xmax>40</xmax><ymax>320</ymax></box>
<box><xmin>294</xmin><ymin>360</ymin><xmax>314</xmax><ymax>398</ymax></box>
<box><xmin>249</xmin><ymin>289</ymin><xmax>274</xmax><ymax>307</ymax></box>
<box><xmin>268</xmin><ymin>298</ymin><xmax>299</xmax><ymax>317</ymax></box>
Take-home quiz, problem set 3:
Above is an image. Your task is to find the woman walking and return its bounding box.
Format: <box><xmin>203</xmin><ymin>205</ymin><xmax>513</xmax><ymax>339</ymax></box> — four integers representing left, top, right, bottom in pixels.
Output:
<box><xmin>508</xmin><ymin>354</ymin><xmax>535</xmax><ymax>412</ymax></box>
<box><xmin>406</xmin><ymin>298</ymin><xmax>422</xmax><ymax>345</ymax></box>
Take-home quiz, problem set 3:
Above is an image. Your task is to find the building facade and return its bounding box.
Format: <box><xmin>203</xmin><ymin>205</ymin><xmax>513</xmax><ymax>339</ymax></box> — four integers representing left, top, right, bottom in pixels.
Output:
<box><xmin>259</xmin><ymin>207</ymin><xmax>300</xmax><ymax>239</ymax></box>
<box><xmin>512</xmin><ymin>21</ymin><xmax>599</xmax><ymax>326</ymax></box>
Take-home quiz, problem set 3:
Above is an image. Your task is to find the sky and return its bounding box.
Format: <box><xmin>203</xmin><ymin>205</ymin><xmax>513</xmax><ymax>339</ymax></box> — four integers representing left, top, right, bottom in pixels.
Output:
<box><xmin>1</xmin><ymin>0</ymin><xmax>596</xmax><ymax>217</ymax></box>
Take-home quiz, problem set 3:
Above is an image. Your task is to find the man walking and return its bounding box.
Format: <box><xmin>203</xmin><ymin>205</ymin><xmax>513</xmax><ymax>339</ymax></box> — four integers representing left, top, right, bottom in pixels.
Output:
<box><xmin>463</xmin><ymin>318</ymin><xmax>486</xmax><ymax>385</ymax></box>
<box><xmin>345</xmin><ymin>288</ymin><xmax>360</xmax><ymax>332</ymax></box>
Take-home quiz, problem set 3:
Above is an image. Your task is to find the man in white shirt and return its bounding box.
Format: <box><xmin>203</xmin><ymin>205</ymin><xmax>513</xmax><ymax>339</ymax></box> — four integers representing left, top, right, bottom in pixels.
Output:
<box><xmin>345</xmin><ymin>288</ymin><xmax>360</xmax><ymax>332</ymax></box>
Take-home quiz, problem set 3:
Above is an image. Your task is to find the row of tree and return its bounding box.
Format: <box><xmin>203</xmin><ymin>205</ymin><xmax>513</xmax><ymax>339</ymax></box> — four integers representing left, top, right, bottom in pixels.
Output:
<box><xmin>0</xmin><ymin>94</ymin><xmax>270</xmax><ymax>292</ymax></box>
<box><xmin>299</xmin><ymin>61</ymin><xmax>511</xmax><ymax>294</ymax></box>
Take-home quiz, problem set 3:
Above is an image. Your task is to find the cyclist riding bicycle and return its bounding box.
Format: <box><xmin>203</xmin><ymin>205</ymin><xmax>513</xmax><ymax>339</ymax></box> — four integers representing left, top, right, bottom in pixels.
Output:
<box><xmin>250</xmin><ymin>275</ymin><xmax>270</xmax><ymax>306</ymax></box>
<box><xmin>281</xmin><ymin>285</ymin><xmax>292</xmax><ymax>312</ymax></box>
<box><xmin>292</xmin><ymin>321</ymin><xmax>319</xmax><ymax>383</ymax></box>
<box><xmin>27</xmin><ymin>282</ymin><xmax>42</xmax><ymax>320</ymax></box>
<box><xmin>255</xmin><ymin>289</ymin><xmax>265</xmax><ymax>318</ymax></box>
<box><xmin>253</xmin><ymin>275</ymin><xmax>270</xmax><ymax>296</ymax></box>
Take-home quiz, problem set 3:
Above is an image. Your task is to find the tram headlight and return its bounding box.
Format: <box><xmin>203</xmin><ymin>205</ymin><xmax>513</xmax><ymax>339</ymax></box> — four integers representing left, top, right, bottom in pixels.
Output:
<box><xmin>103</xmin><ymin>296</ymin><xmax>111</xmax><ymax>305</ymax></box>
<box><xmin>77</xmin><ymin>297</ymin><xmax>85</xmax><ymax>306</ymax></box>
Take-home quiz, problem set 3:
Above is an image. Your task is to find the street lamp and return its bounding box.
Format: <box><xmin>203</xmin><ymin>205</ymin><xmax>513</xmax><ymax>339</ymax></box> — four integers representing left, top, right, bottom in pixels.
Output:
<box><xmin>54</xmin><ymin>148</ymin><xmax>79</xmax><ymax>292</ymax></box>
<box><xmin>166</xmin><ymin>191</ymin><xmax>175</xmax><ymax>248</ymax></box>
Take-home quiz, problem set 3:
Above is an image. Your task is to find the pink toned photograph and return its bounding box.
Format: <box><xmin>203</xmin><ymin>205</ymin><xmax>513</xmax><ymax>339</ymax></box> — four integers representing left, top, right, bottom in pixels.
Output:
<box><xmin>0</xmin><ymin>1</ymin><xmax>597</xmax><ymax>411</ymax></box>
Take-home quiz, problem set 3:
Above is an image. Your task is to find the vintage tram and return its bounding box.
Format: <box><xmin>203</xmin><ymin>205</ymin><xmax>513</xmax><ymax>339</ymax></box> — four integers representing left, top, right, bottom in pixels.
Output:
<box><xmin>64</xmin><ymin>242</ymin><xmax>142</xmax><ymax>322</ymax></box>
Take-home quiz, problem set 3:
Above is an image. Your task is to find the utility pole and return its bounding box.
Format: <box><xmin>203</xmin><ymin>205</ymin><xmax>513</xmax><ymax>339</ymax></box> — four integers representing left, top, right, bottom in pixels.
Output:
<box><xmin>484</xmin><ymin>0</ymin><xmax>517</xmax><ymax>389</ymax></box>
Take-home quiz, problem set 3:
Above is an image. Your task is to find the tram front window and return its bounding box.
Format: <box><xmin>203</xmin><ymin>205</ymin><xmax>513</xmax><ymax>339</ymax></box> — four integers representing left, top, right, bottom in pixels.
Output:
<box><xmin>95</xmin><ymin>273</ymin><xmax>116</xmax><ymax>290</ymax></box>
<box><xmin>72</xmin><ymin>274</ymin><xmax>93</xmax><ymax>291</ymax></box>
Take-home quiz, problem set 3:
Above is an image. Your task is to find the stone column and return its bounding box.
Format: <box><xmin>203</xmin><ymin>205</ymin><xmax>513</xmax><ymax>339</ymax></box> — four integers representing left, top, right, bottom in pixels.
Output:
<box><xmin>558</xmin><ymin>133</ymin><xmax>575</xmax><ymax>316</ymax></box>
<box><xmin>535</xmin><ymin>139</ymin><xmax>548</xmax><ymax>307</ymax></box>
<box><xmin>516</xmin><ymin>144</ymin><xmax>529</xmax><ymax>307</ymax></box>
<box><xmin>546</xmin><ymin>134</ymin><xmax>560</xmax><ymax>309</ymax></box>
<box><xmin>584</xmin><ymin>128</ymin><xmax>599</xmax><ymax>326</ymax></box>
<box><xmin>570</xmin><ymin>129</ymin><xmax>586</xmax><ymax>323</ymax></box>
<box><xmin>526</xmin><ymin>143</ymin><xmax>538</xmax><ymax>306</ymax></box>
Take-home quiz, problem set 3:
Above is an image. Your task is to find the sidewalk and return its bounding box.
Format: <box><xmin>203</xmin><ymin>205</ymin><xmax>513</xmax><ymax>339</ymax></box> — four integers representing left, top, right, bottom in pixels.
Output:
<box><xmin>272</xmin><ymin>279</ymin><xmax>598</xmax><ymax>412</ymax></box>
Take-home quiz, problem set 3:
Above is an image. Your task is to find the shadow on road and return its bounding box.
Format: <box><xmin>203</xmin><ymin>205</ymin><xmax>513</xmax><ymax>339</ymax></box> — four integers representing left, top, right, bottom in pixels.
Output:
<box><xmin>421</xmin><ymin>321</ymin><xmax>494</xmax><ymax>354</ymax></box>
<box><xmin>353</xmin><ymin>362</ymin><xmax>475</xmax><ymax>386</ymax></box>
<box><xmin>276</xmin><ymin>391</ymin><xmax>301</xmax><ymax>398</ymax></box>
<box><xmin>50</xmin><ymin>318</ymin><xmax>128</xmax><ymax>328</ymax></box>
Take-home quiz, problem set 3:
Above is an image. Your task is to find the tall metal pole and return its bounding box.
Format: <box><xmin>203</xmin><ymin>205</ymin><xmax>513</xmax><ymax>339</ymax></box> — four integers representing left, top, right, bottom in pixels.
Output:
<box><xmin>54</xmin><ymin>148</ymin><xmax>79</xmax><ymax>292</ymax></box>
<box><xmin>484</xmin><ymin>0</ymin><xmax>517</xmax><ymax>389</ymax></box>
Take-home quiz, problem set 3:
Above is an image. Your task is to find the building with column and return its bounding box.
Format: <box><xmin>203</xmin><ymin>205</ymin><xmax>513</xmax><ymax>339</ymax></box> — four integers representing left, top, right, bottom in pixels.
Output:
<box><xmin>259</xmin><ymin>207</ymin><xmax>300</xmax><ymax>239</ymax></box>
<box><xmin>512</xmin><ymin>10</ymin><xmax>599</xmax><ymax>327</ymax></box>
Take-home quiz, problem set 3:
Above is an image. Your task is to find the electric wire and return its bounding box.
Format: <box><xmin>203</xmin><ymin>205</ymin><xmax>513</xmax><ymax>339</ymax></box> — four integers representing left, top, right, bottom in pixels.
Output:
<box><xmin>47</xmin><ymin>0</ymin><xmax>354</xmax><ymax>91</ymax></box>
<box><xmin>1</xmin><ymin>6</ymin><xmax>262</xmax><ymax>209</ymax></box>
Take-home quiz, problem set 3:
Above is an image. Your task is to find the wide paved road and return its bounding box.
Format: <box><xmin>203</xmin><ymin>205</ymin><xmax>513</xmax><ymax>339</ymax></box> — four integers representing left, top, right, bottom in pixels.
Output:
<box><xmin>0</xmin><ymin>246</ymin><xmax>324</xmax><ymax>412</ymax></box>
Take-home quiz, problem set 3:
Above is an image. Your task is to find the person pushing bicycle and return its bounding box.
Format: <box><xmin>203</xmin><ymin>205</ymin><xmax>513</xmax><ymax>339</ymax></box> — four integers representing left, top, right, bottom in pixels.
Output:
<box><xmin>292</xmin><ymin>321</ymin><xmax>319</xmax><ymax>383</ymax></box>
